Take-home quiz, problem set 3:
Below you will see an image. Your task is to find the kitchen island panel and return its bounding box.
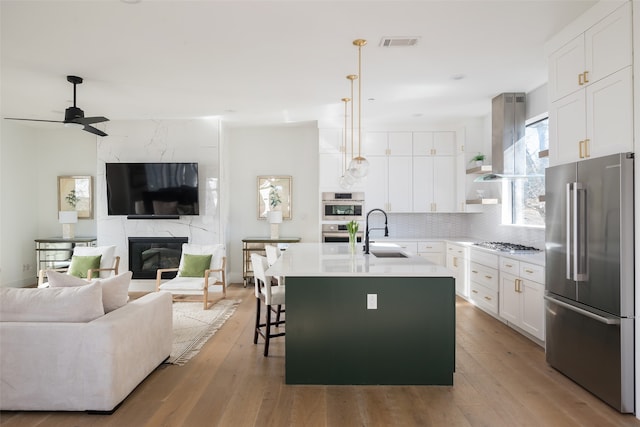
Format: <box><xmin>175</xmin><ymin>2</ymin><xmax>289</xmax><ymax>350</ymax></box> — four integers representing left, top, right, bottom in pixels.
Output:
<box><xmin>285</xmin><ymin>276</ymin><xmax>455</xmax><ymax>385</ymax></box>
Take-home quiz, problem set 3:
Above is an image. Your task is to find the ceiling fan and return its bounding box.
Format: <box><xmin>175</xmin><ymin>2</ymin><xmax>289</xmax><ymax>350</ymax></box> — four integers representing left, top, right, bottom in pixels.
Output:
<box><xmin>6</xmin><ymin>75</ymin><xmax>109</xmax><ymax>137</ymax></box>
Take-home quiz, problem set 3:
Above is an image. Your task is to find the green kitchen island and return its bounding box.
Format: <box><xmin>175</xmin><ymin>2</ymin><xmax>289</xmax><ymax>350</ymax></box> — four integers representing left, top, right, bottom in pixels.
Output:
<box><xmin>266</xmin><ymin>242</ymin><xmax>455</xmax><ymax>385</ymax></box>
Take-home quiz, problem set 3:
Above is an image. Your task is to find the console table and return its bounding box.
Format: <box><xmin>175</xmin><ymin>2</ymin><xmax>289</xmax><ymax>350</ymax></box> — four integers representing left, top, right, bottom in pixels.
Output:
<box><xmin>34</xmin><ymin>237</ymin><xmax>97</xmax><ymax>276</ymax></box>
<box><xmin>241</xmin><ymin>237</ymin><xmax>301</xmax><ymax>287</ymax></box>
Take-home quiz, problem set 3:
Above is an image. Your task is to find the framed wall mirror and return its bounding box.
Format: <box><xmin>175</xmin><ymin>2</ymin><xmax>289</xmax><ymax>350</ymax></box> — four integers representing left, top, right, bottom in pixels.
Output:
<box><xmin>58</xmin><ymin>175</ymin><xmax>93</xmax><ymax>219</ymax></box>
<box><xmin>257</xmin><ymin>175</ymin><xmax>292</xmax><ymax>220</ymax></box>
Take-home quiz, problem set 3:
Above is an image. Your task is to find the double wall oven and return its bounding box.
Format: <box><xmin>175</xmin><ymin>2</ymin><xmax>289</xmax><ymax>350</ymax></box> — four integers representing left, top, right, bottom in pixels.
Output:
<box><xmin>321</xmin><ymin>192</ymin><xmax>365</xmax><ymax>243</ymax></box>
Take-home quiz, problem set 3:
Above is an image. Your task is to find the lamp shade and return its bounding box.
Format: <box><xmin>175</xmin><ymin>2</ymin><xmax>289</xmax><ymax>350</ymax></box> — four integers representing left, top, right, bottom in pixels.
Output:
<box><xmin>59</xmin><ymin>211</ymin><xmax>78</xmax><ymax>224</ymax></box>
<box><xmin>268</xmin><ymin>210</ymin><xmax>283</xmax><ymax>224</ymax></box>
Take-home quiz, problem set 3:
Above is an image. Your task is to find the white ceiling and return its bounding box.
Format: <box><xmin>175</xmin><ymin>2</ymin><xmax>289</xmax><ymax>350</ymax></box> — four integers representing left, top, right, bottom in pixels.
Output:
<box><xmin>1</xmin><ymin>0</ymin><xmax>597</xmax><ymax>130</ymax></box>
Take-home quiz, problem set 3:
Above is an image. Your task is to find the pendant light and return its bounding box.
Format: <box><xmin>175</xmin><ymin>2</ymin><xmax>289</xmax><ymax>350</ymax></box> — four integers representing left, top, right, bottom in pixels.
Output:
<box><xmin>339</xmin><ymin>97</ymin><xmax>355</xmax><ymax>189</ymax></box>
<box><xmin>348</xmin><ymin>39</ymin><xmax>369</xmax><ymax>179</ymax></box>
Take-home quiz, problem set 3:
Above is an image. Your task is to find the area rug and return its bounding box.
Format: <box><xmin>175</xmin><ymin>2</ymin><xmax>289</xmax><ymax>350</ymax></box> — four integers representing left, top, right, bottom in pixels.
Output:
<box><xmin>167</xmin><ymin>298</ymin><xmax>240</xmax><ymax>366</ymax></box>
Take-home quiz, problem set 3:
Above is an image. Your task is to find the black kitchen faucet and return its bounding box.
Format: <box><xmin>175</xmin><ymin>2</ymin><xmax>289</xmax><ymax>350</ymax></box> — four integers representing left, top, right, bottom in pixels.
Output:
<box><xmin>364</xmin><ymin>208</ymin><xmax>388</xmax><ymax>254</ymax></box>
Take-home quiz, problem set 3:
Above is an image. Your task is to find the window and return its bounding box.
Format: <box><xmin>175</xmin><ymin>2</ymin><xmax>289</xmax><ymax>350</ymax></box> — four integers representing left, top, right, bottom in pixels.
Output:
<box><xmin>503</xmin><ymin>116</ymin><xmax>548</xmax><ymax>227</ymax></box>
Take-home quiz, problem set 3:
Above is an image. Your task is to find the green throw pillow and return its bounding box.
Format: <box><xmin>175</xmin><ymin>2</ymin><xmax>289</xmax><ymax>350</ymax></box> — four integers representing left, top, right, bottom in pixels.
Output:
<box><xmin>180</xmin><ymin>254</ymin><xmax>212</xmax><ymax>277</ymax></box>
<box><xmin>68</xmin><ymin>255</ymin><xmax>102</xmax><ymax>279</ymax></box>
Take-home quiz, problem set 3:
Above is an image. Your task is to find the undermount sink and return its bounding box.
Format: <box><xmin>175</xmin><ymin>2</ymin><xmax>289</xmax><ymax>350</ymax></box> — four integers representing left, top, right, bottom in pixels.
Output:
<box><xmin>370</xmin><ymin>251</ymin><xmax>408</xmax><ymax>258</ymax></box>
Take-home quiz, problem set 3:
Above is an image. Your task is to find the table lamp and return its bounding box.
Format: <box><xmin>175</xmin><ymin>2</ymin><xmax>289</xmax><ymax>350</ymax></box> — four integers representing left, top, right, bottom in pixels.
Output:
<box><xmin>59</xmin><ymin>211</ymin><xmax>78</xmax><ymax>239</ymax></box>
<box><xmin>268</xmin><ymin>210</ymin><xmax>282</xmax><ymax>239</ymax></box>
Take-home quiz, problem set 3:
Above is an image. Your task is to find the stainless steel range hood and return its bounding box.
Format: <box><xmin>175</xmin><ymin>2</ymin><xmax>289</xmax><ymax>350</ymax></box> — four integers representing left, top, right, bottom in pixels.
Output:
<box><xmin>475</xmin><ymin>92</ymin><xmax>526</xmax><ymax>181</ymax></box>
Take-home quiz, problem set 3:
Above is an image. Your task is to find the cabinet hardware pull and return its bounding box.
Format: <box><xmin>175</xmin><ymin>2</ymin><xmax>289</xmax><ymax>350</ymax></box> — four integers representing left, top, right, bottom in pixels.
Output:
<box><xmin>453</xmin><ymin>257</ymin><xmax>458</xmax><ymax>268</ymax></box>
<box><xmin>484</xmin><ymin>296</ymin><xmax>492</xmax><ymax>301</ymax></box>
<box><xmin>472</xmin><ymin>270</ymin><xmax>479</xmax><ymax>274</ymax></box>
<box><xmin>485</xmin><ymin>275</ymin><xmax>492</xmax><ymax>279</ymax></box>
<box><xmin>578</xmin><ymin>73</ymin><xmax>584</xmax><ymax>86</ymax></box>
<box><xmin>578</xmin><ymin>140</ymin><xmax>584</xmax><ymax>158</ymax></box>
<box><xmin>472</xmin><ymin>290</ymin><xmax>478</xmax><ymax>294</ymax></box>
<box><xmin>525</xmin><ymin>269</ymin><xmax>534</xmax><ymax>274</ymax></box>
<box><xmin>583</xmin><ymin>71</ymin><xmax>589</xmax><ymax>84</ymax></box>
<box><xmin>517</xmin><ymin>279</ymin><xmax>522</xmax><ymax>293</ymax></box>
<box><xmin>505</xmin><ymin>264</ymin><xmax>513</xmax><ymax>268</ymax></box>
<box><xmin>584</xmin><ymin>138</ymin><xmax>590</xmax><ymax>158</ymax></box>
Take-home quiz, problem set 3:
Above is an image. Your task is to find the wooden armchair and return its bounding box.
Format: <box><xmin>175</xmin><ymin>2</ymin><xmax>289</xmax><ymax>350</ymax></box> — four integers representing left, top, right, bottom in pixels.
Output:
<box><xmin>155</xmin><ymin>243</ymin><xmax>226</xmax><ymax>309</ymax></box>
<box><xmin>38</xmin><ymin>245</ymin><xmax>120</xmax><ymax>287</ymax></box>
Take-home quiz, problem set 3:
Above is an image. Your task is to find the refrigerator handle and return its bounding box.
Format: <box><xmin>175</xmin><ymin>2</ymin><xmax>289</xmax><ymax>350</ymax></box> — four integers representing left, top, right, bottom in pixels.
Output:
<box><xmin>566</xmin><ymin>183</ymin><xmax>574</xmax><ymax>280</ymax></box>
<box><xmin>544</xmin><ymin>295</ymin><xmax>620</xmax><ymax>325</ymax></box>
<box><xmin>575</xmin><ymin>182</ymin><xmax>588</xmax><ymax>281</ymax></box>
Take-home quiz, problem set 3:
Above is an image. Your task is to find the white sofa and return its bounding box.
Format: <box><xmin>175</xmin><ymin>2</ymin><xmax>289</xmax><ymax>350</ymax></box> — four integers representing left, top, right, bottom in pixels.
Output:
<box><xmin>0</xmin><ymin>285</ymin><xmax>173</xmax><ymax>412</ymax></box>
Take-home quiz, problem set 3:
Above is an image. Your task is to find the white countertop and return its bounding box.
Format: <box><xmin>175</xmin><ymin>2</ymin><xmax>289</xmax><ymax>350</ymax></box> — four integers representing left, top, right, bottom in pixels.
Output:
<box><xmin>266</xmin><ymin>243</ymin><xmax>454</xmax><ymax>278</ymax></box>
<box><xmin>369</xmin><ymin>236</ymin><xmax>546</xmax><ymax>266</ymax></box>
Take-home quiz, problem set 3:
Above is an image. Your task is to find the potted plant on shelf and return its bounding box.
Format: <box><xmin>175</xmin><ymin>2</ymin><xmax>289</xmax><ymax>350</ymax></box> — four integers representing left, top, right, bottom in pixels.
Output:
<box><xmin>470</xmin><ymin>153</ymin><xmax>486</xmax><ymax>167</ymax></box>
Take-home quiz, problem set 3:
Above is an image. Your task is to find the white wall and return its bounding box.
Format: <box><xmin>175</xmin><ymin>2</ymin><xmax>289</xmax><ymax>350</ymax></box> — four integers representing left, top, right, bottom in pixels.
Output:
<box><xmin>227</xmin><ymin>122</ymin><xmax>320</xmax><ymax>283</ymax></box>
<box><xmin>1</xmin><ymin>122</ymin><xmax>95</xmax><ymax>287</ymax></box>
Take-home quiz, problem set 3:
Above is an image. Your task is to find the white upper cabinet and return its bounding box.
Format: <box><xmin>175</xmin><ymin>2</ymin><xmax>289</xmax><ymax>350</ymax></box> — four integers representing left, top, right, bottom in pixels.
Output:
<box><xmin>413</xmin><ymin>131</ymin><xmax>456</xmax><ymax>156</ymax></box>
<box><xmin>363</xmin><ymin>131</ymin><xmax>412</xmax><ymax>156</ymax></box>
<box><xmin>548</xmin><ymin>2</ymin><xmax>631</xmax><ymax>102</ymax></box>
<box><xmin>547</xmin><ymin>1</ymin><xmax>633</xmax><ymax>166</ymax></box>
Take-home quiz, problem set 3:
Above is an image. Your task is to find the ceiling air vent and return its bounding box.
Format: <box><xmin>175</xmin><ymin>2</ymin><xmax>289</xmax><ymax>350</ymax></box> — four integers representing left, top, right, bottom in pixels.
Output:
<box><xmin>379</xmin><ymin>37</ymin><xmax>419</xmax><ymax>47</ymax></box>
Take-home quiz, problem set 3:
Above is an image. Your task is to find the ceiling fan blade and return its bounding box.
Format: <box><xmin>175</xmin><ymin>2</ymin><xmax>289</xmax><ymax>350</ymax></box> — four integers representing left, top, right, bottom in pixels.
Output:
<box><xmin>83</xmin><ymin>125</ymin><xmax>107</xmax><ymax>137</ymax></box>
<box><xmin>74</xmin><ymin>116</ymin><xmax>109</xmax><ymax>125</ymax></box>
<box><xmin>5</xmin><ymin>117</ymin><xmax>64</xmax><ymax>124</ymax></box>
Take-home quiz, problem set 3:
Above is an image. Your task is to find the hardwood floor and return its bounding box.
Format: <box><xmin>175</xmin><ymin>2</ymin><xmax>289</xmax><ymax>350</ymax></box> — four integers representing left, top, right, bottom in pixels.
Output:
<box><xmin>2</xmin><ymin>284</ymin><xmax>640</xmax><ymax>427</ymax></box>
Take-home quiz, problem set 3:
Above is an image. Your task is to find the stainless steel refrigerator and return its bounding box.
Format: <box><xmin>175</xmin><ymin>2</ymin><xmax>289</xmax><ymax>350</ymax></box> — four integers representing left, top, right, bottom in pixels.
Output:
<box><xmin>545</xmin><ymin>152</ymin><xmax>634</xmax><ymax>413</ymax></box>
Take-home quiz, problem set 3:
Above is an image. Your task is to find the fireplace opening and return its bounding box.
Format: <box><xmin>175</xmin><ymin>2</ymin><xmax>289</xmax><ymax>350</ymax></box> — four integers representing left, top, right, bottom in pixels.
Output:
<box><xmin>128</xmin><ymin>237</ymin><xmax>188</xmax><ymax>279</ymax></box>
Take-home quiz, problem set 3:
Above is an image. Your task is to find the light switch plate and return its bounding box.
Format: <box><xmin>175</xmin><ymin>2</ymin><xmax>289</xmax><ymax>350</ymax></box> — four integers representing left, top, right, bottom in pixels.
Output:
<box><xmin>367</xmin><ymin>293</ymin><xmax>377</xmax><ymax>310</ymax></box>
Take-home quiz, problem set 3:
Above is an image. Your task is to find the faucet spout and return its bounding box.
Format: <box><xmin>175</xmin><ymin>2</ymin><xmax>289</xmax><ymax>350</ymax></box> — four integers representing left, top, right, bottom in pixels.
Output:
<box><xmin>364</xmin><ymin>208</ymin><xmax>389</xmax><ymax>254</ymax></box>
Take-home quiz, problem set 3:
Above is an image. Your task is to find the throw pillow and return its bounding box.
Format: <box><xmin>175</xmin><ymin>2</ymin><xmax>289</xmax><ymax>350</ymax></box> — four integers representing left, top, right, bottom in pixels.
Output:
<box><xmin>99</xmin><ymin>271</ymin><xmax>132</xmax><ymax>313</ymax></box>
<box><xmin>45</xmin><ymin>269</ymin><xmax>88</xmax><ymax>287</ymax></box>
<box><xmin>47</xmin><ymin>270</ymin><xmax>131</xmax><ymax>313</ymax></box>
<box><xmin>179</xmin><ymin>254</ymin><xmax>212</xmax><ymax>277</ymax></box>
<box><xmin>68</xmin><ymin>255</ymin><xmax>102</xmax><ymax>278</ymax></box>
<box><xmin>0</xmin><ymin>281</ymin><xmax>104</xmax><ymax>322</ymax></box>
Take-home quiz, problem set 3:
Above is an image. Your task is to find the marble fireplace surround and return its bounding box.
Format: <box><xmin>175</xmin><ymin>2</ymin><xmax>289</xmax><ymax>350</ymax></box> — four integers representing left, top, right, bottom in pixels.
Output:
<box><xmin>96</xmin><ymin>119</ymin><xmax>223</xmax><ymax>290</ymax></box>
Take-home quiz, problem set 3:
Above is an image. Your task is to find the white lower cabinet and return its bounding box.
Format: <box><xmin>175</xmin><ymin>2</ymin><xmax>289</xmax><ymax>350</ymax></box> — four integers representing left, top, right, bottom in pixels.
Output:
<box><xmin>469</xmin><ymin>250</ymin><xmax>499</xmax><ymax>316</ymax></box>
<box><xmin>417</xmin><ymin>241</ymin><xmax>445</xmax><ymax>266</ymax></box>
<box><xmin>499</xmin><ymin>257</ymin><xmax>545</xmax><ymax>341</ymax></box>
<box><xmin>446</xmin><ymin>243</ymin><xmax>469</xmax><ymax>297</ymax></box>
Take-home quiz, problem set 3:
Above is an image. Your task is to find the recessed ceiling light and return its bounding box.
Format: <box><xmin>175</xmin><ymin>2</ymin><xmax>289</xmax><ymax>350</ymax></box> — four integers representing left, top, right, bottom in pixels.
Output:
<box><xmin>451</xmin><ymin>74</ymin><xmax>466</xmax><ymax>81</ymax></box>
<box><xmin>120</xmin><ymin>0</ymin><xmax>141</xmax><ymax>4</ymax></box>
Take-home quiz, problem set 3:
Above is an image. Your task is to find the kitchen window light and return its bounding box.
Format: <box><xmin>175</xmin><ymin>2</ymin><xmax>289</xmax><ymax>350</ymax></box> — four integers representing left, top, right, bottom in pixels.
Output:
<box><xmin>502</xmin><ymin>115</ymin><xmax>548</xmax><ymax>227</ymax></box>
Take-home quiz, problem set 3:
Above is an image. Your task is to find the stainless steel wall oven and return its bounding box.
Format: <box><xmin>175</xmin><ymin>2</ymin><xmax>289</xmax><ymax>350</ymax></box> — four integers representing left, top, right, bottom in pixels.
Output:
<box><xmin>322</xmin><ymin>224</ymin><xmax>364</xmax><ymax>243</ymax></box>
<box><xmin>322</xmin><ymin>192</ymin><xmax>364</xmax><ymax>221</ymax></box>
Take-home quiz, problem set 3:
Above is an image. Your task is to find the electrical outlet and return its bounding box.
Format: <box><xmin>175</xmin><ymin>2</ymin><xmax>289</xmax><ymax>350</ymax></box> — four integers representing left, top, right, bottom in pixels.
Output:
<box><xmin>367</xmin><ymin>294</ymin><xmax>377</xmax><ymax>310</ymax></box>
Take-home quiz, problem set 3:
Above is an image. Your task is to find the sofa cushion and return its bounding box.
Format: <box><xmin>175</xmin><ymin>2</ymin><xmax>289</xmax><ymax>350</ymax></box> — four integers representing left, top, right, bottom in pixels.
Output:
<box><xmin>45</xmin><ymin>270</ymin><xmax>87</xmax><ymax>287</ymax></box>
<box><xmin>47</xmin><ymin>270</ymin><xmax>131</xmax><ymax>313</ymax></box>
<box><xmin>0</xmin><ymin>281</ymin><xmax>104</xmax><ymax>322</ymax></box>
<box><xmin>98</xmin><ymin>271</ymin><xmax>132</xmax><ymax>312</ymax></box>
<box><xmin>68</xmin><ymin>255</ymin><xmax>102</xmax><ymax>278</ymax></box>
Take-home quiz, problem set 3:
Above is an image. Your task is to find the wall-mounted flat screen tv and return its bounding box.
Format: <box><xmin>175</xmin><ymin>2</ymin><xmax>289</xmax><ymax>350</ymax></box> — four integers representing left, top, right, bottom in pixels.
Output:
<box><xmin>106</xmin><ymin>163</ymin><xmax>199</xmax><ymax>217</ymax></box>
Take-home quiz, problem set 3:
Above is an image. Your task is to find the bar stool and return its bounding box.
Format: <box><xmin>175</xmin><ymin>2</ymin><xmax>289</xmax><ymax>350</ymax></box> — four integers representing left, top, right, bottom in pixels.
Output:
<box><xmin>251</xmin><ymin>254</ymin><xmax>285</xmax><ymax>356</ymax></box>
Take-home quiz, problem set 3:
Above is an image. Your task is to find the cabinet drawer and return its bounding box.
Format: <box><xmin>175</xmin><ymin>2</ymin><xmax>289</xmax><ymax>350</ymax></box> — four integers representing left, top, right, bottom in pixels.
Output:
<box><xmin>418</xmin><ymin>241</ymin><xmax>445</xmax><ymax>253</ymax></box>
<box><xmin>446</xmin><ymin>243</ymin><xmax>466</xmax><ymax>257</ymax></box>
<box><xmin>520</xmin><ymin>262</ymin><xmax>544</xmax><ymax>284</ymax></box>
<box><xmin>470</xmin><ymin>282</ymin><xmax>498</xmax><ymax>315</ymax></box>
<box><xmin>470</xmin><ymin>249</ymin><xmax>499</xmax><ymax>269</ymax></box>
<box><xmin>385</xmin><ymin>241</ymin><xmax>418</xmax><ymax>253</ymax></box>
<box><xmin>500</xmin><ymin>257</ymin><xmax>519</xmax><ymax>275</ymax></box>
<box><xmin>470</xmin><ymin>262</ymin><xmax>498</xmax><ymax>292</ymax></box>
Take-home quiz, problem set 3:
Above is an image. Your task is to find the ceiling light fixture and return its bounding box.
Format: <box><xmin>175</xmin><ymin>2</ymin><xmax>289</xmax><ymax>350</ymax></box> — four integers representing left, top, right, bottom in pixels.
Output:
<box><xmin>339</xmin><ymin>97</ymin><xmax>355</xmax><ymax>189</ymax></box>
<box><xmin>348</xmin><ymin>39</ymin><xmax>369</xmax><ymax>179</ymax></box>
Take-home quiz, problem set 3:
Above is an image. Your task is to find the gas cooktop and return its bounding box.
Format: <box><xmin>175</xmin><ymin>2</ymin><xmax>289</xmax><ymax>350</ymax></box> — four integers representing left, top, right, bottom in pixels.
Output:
<box><xmin>473</xmin><ymin>241</ymin><xmax>541</xmax><ymax>254</ymax></box>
